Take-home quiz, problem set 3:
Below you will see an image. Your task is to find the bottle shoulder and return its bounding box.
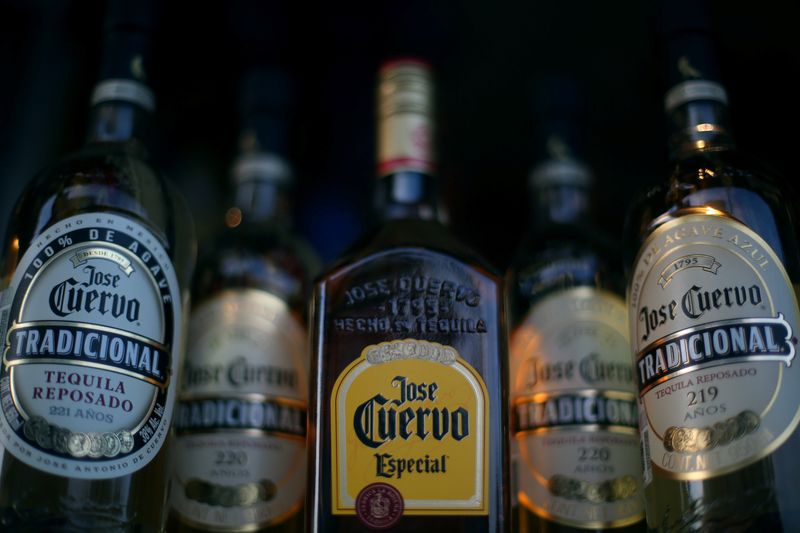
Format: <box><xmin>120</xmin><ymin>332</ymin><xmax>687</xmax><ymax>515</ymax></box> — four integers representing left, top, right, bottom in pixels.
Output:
<box><xmin>624</xmin><ymin>149</ymin><xmax>800</xmax><ymax>270</ymax></box>
<box><xmin>509</xmin><ymin>224</ymin><xmax>620</xmax><ymax>269</ymax></box>
<box><xmin>192</xmin><ymin>225</ymin><xmax>319</xmax><ymax>315</ymax></box>
<box><xmin>507</xmin><ymin>224</ymin><xmax>625</xmax><ymax>325</ymax></box>
<box><xmin>318</xmin><ymin>218</ymin><xmax>500</xmax><ymax>285</ymax></box>
<box><xmin>11</xmin><ymin>143</ymin><xmax>188</xmax><ymax>242</ymax></box>
<box><xmin>3</xmin><ymin>141</ymin><xmax>196</xmax><ymax>284</ymax></box>
<box><xmin>628</xmin><ymin>150</ymin><xmax>793</xmax><ymax>229</ymax></box>
<box><xmin>634</xmin><ymin>150</ymin><xmax>787</xmax><ymax>206</ymax></box>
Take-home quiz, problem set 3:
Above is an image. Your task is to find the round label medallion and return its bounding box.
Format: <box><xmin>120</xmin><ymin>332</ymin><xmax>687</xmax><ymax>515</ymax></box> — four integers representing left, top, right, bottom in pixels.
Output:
<box><xmin>355</xmin><ymin>482</ymin><xmax>404</xmax><ymax>530</ymax></box>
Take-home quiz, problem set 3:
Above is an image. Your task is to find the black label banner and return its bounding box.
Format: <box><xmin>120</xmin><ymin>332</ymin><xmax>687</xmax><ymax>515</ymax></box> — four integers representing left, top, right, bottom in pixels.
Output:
<box><xmin>514</xmin><ymin>393</ymin><xmax>638</xmax><ymax>433</ymax></box>
<box><xmin>176</xmin><ymin>397</ymin><xmax>306</xmax><ymax>437</ymax></box>
<box><xmin>636</xmin><ymin>314</ymin><xmax>795</xmax><ymax>392</ymax></box>
<box><xmin>5</xmin><ymin>322</ymin><xmax>169</xmax><ymax>386</ymax></box>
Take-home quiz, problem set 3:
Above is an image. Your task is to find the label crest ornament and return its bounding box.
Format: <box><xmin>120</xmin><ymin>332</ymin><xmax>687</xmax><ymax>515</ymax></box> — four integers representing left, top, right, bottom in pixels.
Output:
<box><xmin>356</xmin><ymin>483</ymin><xmax>404</xmax><ymax>530</ymax></box>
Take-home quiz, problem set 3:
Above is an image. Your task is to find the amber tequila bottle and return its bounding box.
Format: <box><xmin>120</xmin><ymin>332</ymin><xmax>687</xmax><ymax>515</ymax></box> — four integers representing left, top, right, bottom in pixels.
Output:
<box><xmin>0</xmin><ymin>6</ymin><xmax>195</xmax><ymax>531</ymax></box>
<box><xmin>168</xmin><ymin>69</ymin><xmax>318</xmax><ymax>532</ymax></box>
<box><xmin>508</xmin><ymin>87</ymin><xmax>645</xmax><ymax>532</ymax></box>
<box><xmin>307</xmin><ymin>59</ymin><xmax>509</xmax><ymax>532</ymax></box>
<box><xmin>624</xmin><ymin>2</ymin><xmax>800</xmax><ymax>530</ymax></box>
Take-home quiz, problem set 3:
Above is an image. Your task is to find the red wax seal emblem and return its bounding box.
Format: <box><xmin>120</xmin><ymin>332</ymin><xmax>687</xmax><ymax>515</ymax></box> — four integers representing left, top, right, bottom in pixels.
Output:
<box><xmin>355</xmin><ymin>482</ymin><xmax>404</xmax><ymax>529</ymax></box>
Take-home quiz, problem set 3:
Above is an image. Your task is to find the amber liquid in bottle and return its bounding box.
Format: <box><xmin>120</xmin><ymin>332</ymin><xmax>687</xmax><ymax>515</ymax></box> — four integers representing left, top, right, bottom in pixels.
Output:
<box><xmin>0</xmin><ymin>14</ymin><xmax>195</xmax><ymax>533</ymax></box>
<box><xmin>307</xmin><ymin>60</ymin><xmax>509</xmax><ymax>532</ymax></box>
<box><xmin>168</xmin><ymin>69</ymin><xmax>318</xmax><ymax>533</ymax></box>
<box><xmin>508</xmin><ymin>106</ymin><xmax>645</xmax><ymax>532</ymax></box>
<box><xmin>624</xmin><ymin>3</ymin><xmax>800</xmax><ymax>530</ymax></box>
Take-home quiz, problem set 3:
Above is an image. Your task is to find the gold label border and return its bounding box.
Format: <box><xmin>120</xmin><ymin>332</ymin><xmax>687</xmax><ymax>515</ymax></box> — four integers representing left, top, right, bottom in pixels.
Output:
<box><xmin>330</xmin><ymin>339</ymin><xmax>490</xmax><ymax>516</ymax></box>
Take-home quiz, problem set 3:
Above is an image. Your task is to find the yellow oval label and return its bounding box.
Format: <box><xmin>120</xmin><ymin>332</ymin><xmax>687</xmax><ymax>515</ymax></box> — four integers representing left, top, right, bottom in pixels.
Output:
<box><xmin>331</xmin><ymin>339</ymin><xmax>489</xmax><ymax>515</ymax></box>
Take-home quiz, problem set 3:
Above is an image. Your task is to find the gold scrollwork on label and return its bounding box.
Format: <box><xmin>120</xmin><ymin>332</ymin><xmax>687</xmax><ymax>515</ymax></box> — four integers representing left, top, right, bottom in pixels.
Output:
<box><xmin>69</xmin><ymin>247</ymin><xmax>135</xmax><ymax>276</ymax></box>
<box><xmin>548</xmin><ymin>474</ymin><xmax>639</xmax><ymax>503</ymax></box>
<box><xmin>364</xmin><ymin>339</ymin><xmax>457</xmax><ymax>365</ymax></box>
<box><xmin>184</xmin><ymin>478</ymin><xmax>278</xmax><ymax>508</ymax></box>
<box><xmin>662</xmin><ymin>410</ymin><xmax>760</xmax><ymax>453</ymax></box>
<box><xmin>21</xmin><ymin>415</ymin><xmax>134</xmax><ymax>458</ymax></box>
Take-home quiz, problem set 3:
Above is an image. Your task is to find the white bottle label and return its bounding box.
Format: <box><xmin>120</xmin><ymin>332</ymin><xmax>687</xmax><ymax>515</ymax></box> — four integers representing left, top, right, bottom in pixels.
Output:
<box><xmin>171</xmin><ymin>289</ymin><xmax>308</xmax><ymax>530</ymax></box>
<box><xmin>510</xmin><ymin>288</ymin><xmax>645</xmax><ymax>528</ymax></box>
<box><xmin>0</xmin><ymin>213</ymin><xmax>183</xmax><ymax>479</ymax></box>
<box><xmin>629</xmin><ymin>213</ymin><xmax>800</xmax><ymax>480</ymax></box>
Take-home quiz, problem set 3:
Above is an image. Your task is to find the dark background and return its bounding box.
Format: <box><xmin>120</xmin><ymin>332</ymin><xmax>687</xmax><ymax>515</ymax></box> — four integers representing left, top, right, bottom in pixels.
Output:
<box><xmin>1</xmin><ymin>0</ymin><xmax>798</xmax><ymax>269</ymax></box>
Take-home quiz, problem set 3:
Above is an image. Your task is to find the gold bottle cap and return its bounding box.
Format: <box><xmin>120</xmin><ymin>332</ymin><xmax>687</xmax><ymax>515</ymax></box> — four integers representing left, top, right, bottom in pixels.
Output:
<box><xmin>376</xmin><ymin>58</ymin><xmax>435</xmax><ymax>177</ymax></box>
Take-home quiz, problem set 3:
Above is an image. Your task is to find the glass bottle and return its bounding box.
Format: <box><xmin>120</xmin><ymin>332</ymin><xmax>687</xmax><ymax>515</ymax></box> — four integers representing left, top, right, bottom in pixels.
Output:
<box><xmin>624</xmin><ymin>1</ymin><xmax>800</xmax><ymax>530</ymax></box>
<box><xmin>167</xmin><ymin>68</ymin><xmax>318</xmax><ymax>533</ymax></box>
<box><xmin>306</xmin><ymin>59</ymin><xmax>509</xmax><ymax>532</ymax></box>
<box><xmin>0</xmin><ymin>4</ymin><xmax>195</xmax><ymax>531</ymax></box>
<box><xmin>508</xmin><ymin>80</ymin><xmax>645</xmax><ymax>532</ymax></box>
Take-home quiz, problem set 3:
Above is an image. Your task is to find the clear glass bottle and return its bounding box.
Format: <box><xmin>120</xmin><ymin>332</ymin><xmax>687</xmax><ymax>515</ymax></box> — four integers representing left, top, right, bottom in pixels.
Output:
<box><xmin>306</xmin><ymin>59</ymin><xmax>509</xmax><ymax>532</ymax></box>
<box><xmin>623</xmin><ymin>2</ymin><xmax>800</xmax><ymax>530</ymax></box>
<box><xmin>0</xmin><ymin>4</ymin><xmax>195</xmax><ymax>531</ymax></box>
<box><xmin>168</xmin><ymin>68</ymin><xmax>318</xmax><ymax>533</ymax></box>
<box><xmin>508</xmin><ymin>80</ymin><xmax>645</xmax><ymax>533</ymax></box>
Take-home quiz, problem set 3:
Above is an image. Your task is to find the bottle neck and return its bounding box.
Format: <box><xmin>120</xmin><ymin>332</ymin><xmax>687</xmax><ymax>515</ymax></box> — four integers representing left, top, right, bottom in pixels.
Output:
<box><xmin>228</xmin><ymin>154</ymin><xmax>293</xmax><ymax>228</ymax></box>
<box><xmin>529</xmin><ymin>159</ymin><xmax>592</xmax><ymax>229</ymax></box>
<box><xmin>86</xmin><ymin>21</ymin><xmax>157</xmax><ymax>150</ymax></box>
<box><xmin>660</xmin><ymin>20</ymin><xmax>735</xmax><ymax>162</ymax></box>
<box><xmin>376</xmin><ymin>171</ymin><xmax>439</xmax><ymax>222</ymax></box>
<box><xmin>231</xmin><ymin>69</ymin><xmax>295</xmax><ymax>229</ymax></box>
<box><xmin>666</xmin><ymin>81</ymin><xmax>735</xmax><ymax>161</ymax></box>
<box><xmin>85</xmin><ymin>80</ymin><xmax>154</xmax><ymax>152</ymax></box>
<box><xmin>375</xmin><ymin>59</ymin><xmax>438</xmax><ymax>222</ymax></box>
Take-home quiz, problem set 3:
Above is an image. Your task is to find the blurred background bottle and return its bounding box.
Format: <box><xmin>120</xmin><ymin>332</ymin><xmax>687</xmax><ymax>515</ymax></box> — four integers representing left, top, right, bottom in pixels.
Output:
<box><xmin>623</xmin><ymin>0</ymin><xmax>800</xmax><ymax>530</ymax></box>
<box><xmin>508</xmin><ymin>78</ymin><xmax>645</xmax><ymax>533</ymax></box>
<box><xmin>307</xmin><ymin>59</ymin><xmax>509</xmax><ymax>531</ymax></box>
<box><xmin>169</xmin><ymin>67</ymin><xmax>319</xmax><ymax>532</ymax></box>
<box><xmin>2</xmin><ymin>1</ymin><xmax>797</xmax><ymax>279</ymax></box>
<box><xmin>0</xmin><ymin>1</ymin><xmax>195</xmax><ymax>530</ymax></box>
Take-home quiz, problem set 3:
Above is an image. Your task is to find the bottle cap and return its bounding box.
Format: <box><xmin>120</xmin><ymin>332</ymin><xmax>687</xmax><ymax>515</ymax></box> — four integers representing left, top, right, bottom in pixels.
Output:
<box><xmin>92</xmin><ymin>0</ymin><xmax>160</xmax><ymax>110</ymax></box>
<box><xmin>376</xmin><ymin>58</ymin><xmax>435</xmax><ymax>176</ymax></box>
<box><xmin>104</xmin><ymin>0</ymin><xmax>161</xmax><ymax>33</ymax></box>
<box><xmin>237</xmin><ymin>67</ymin><xmax>295</xmax><ymax>156</ymax></box>
<box><xmin>531</xmin><ymin>76</ymin><xmax>587</xmax><ymax>160</ymax></box>
<box><xmin>657</xmin><ymin>0</ymin><xmax>728</xmax><ymax>111</ymax></box>
<box><xmin>529</xmin><ymin>76</ymin><xmax>592</xmax><ymax>188</ymax></box>
<box><xmin>239</xmin><ymin>67</ymin><xmax>294</xmax><ymax>118</ymax></box>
